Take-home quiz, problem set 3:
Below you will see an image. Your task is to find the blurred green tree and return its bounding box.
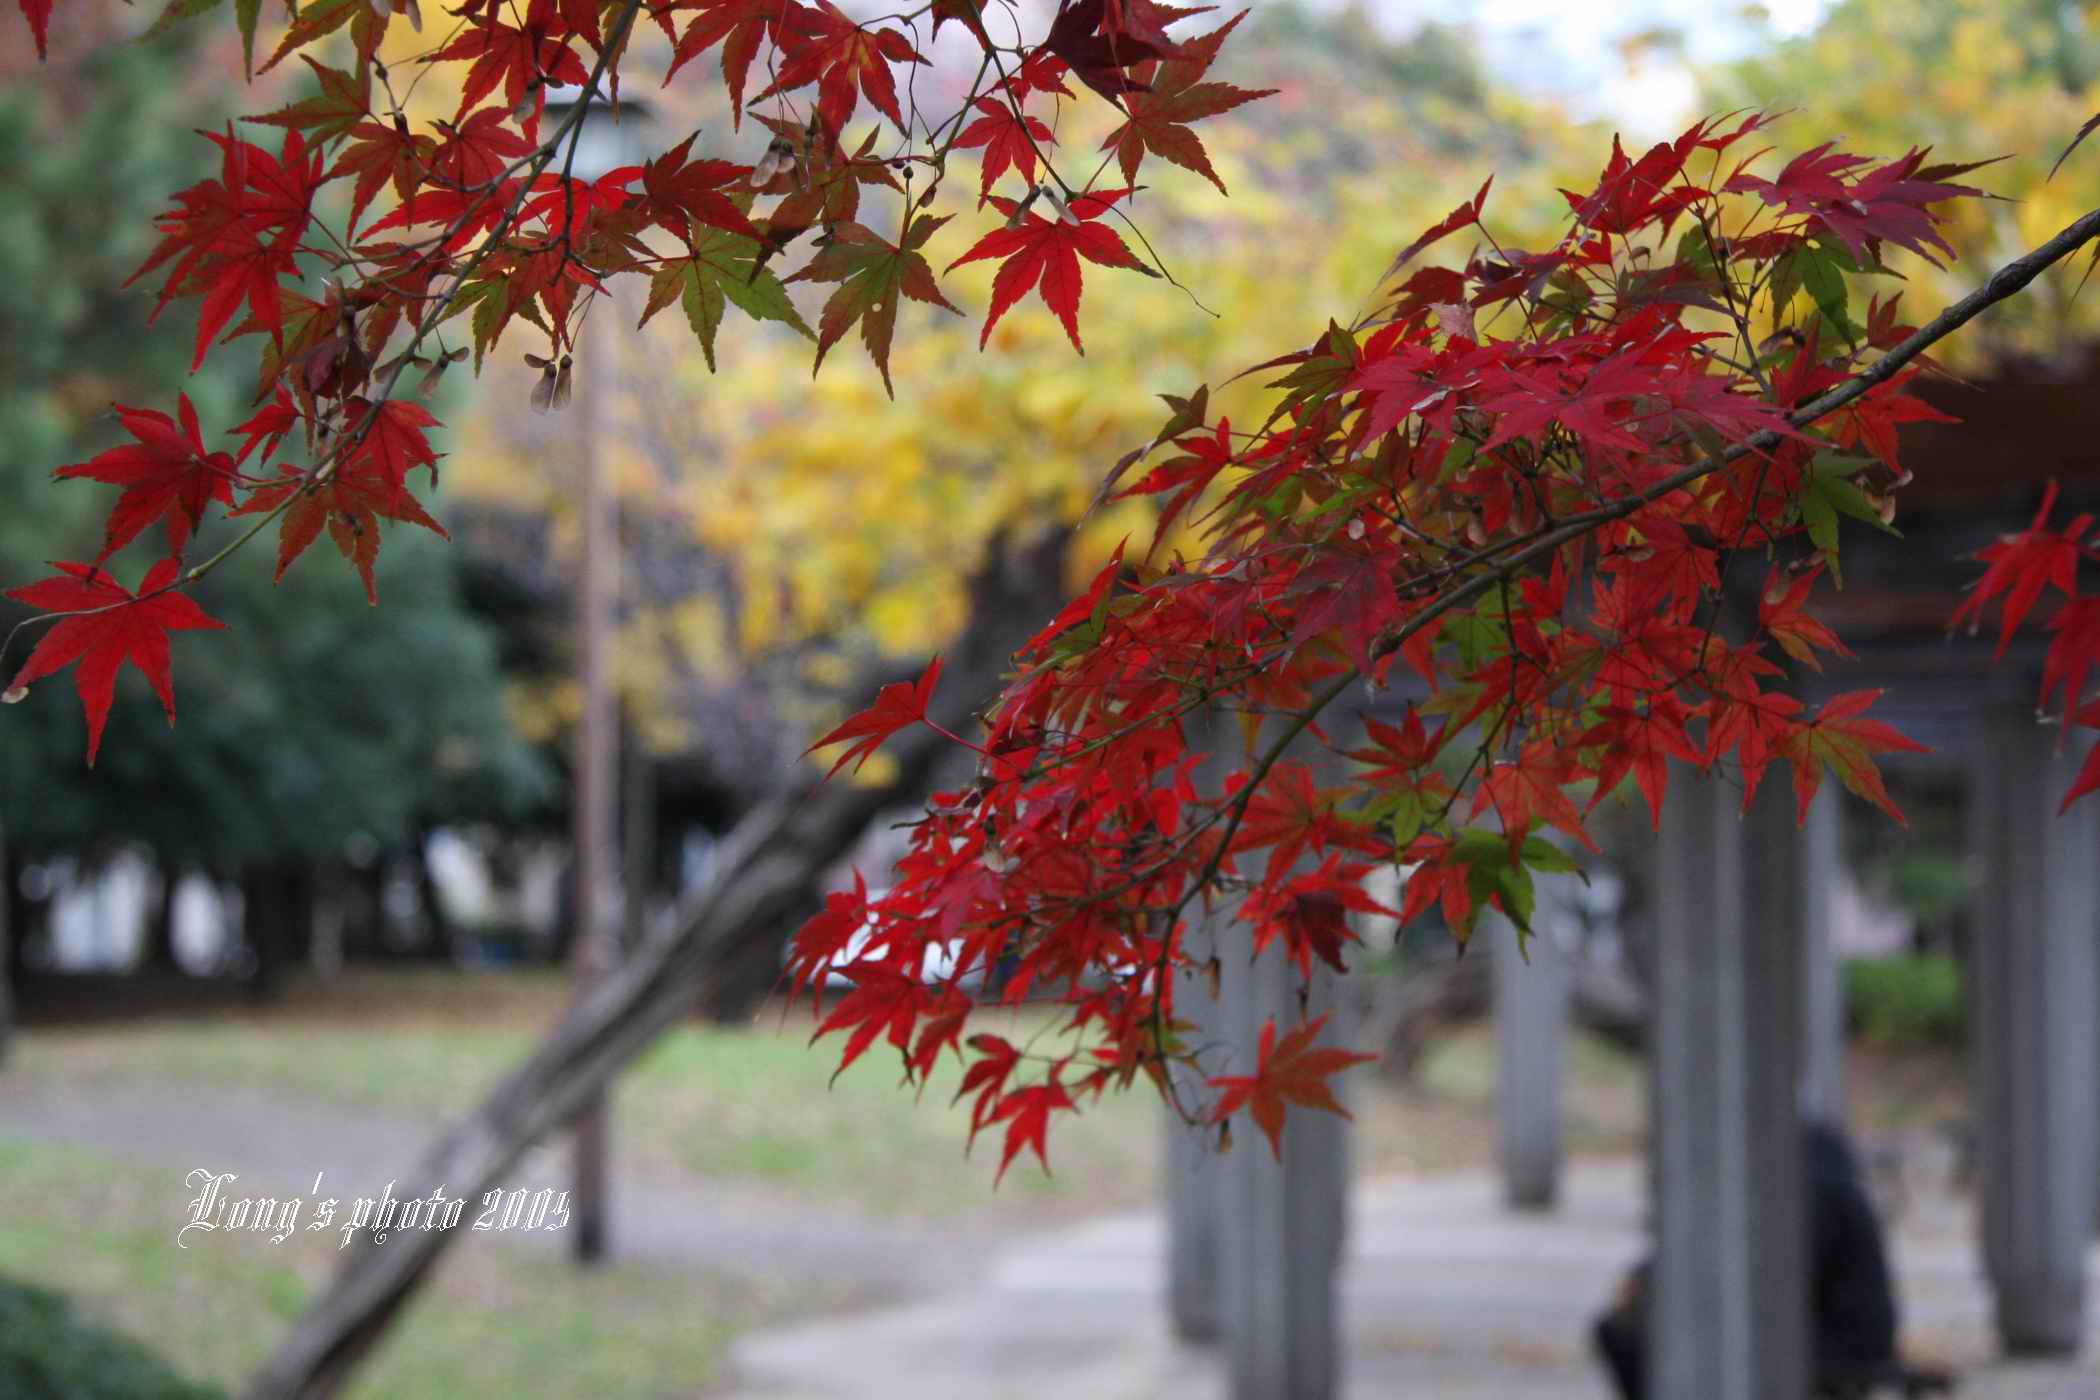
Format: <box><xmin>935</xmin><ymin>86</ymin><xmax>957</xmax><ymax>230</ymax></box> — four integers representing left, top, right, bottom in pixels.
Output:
<box><xmin>0</xmin><ymin>30</ymin><xmax>551</xmax><ymax>984</ymax></box>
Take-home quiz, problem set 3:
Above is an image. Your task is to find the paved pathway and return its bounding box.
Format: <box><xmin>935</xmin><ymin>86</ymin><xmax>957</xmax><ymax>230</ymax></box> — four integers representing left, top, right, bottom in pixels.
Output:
<box><xmin>726</xmin><ymin>1161</ymin><xmax>2100</xmax><ymax>1399</ymax></box>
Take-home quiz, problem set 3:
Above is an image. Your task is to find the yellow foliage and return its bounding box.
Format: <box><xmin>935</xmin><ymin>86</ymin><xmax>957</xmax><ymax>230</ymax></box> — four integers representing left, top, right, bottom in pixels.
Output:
<box><xmin>1710</xmin><ymin>0</ymin><xmax>2100</xmax><ymax>362</ymax></box>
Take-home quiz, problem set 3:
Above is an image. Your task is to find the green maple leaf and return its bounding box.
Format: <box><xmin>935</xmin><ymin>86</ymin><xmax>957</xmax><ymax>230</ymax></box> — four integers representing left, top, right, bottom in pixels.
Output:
<box><xmin>640</xmin><ymin>223</ymin><xmax>813</xmax><ymax>371</ymax></box>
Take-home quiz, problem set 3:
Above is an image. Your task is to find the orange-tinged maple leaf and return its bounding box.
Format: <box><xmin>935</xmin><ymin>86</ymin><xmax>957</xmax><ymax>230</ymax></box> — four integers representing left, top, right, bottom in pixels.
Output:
<box><xmin>1208</xmin><ymin>1014</ymin><xmax>1376</xmax><ymax>1161</ymax></box>
<box><xmin>5</xmin><ymin>559</ymin><xmax>225</xmax><ymax>766</ymax></box>
<box><xmin>1100</xmin><ymin>11</ymin><xmax>1274</xmax><ymax>194</ymax></box>
<box><xmin>1759</xmin><ymin>567</ymin><xmax>1853</xmax><ymax>672</ymax></box>
<box><xmin>1472</xmin><ymin>741</ymin><xmax>1599</xmax><ymax>855</ymax></box>
<box><xmin>231</xmin><ymin>457</ymin><xmax>449</xmax><ymax>605</ymax></box>
<box><xmin>806</xmin><ymin>655</ymin><xmax>944</xmax><ymax>778</ymax></box>
<box><xmin>1779</xmin><ymin>689</ymin><xmax>1930</xmax><ymax>825</ymax></box>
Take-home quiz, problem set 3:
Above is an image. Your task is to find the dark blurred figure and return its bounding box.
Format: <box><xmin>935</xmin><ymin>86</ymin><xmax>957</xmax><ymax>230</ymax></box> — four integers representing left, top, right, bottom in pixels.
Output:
<box><xmin>1593</xmin><ymin>1121</ymin><xmax>1956</xmax><ymax>1399</ymax></box>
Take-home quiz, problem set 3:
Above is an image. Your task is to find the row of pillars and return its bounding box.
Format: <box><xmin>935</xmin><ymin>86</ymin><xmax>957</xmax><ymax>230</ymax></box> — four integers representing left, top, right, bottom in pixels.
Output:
<box><xmin>1167</xmin><ymin>709</ymin><xmax>2097</xmax><ymax>1397</ymax></box>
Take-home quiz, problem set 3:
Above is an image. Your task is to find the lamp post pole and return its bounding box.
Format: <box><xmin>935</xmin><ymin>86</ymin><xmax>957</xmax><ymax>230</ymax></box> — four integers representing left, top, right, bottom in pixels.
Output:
<box><xmin>544</xmin><ymin>90</ymin><xmax>648</xmax><ymax>1267</ymax></box>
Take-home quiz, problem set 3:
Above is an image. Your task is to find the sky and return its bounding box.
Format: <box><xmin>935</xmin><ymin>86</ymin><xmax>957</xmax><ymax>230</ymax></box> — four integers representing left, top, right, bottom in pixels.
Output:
<box><xmin>1312</xmin><ymin>0</ymin><xmax>1838</xmax><ymax>134</ymax></box>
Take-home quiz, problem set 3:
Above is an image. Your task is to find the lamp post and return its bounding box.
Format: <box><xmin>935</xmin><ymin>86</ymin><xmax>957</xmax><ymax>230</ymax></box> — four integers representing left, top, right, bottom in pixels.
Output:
<box><xmin>541</xmin><ymin>88</ymin><xmax>648</xmax><ymax>1267</ymax></box>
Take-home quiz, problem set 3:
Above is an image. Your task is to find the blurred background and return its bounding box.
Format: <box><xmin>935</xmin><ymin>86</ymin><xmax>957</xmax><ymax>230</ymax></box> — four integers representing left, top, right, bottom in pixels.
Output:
<box><xmin>4</xmin><ymin>1</ymin><xmax>2099</xmax><ymax>1396</ymax></box>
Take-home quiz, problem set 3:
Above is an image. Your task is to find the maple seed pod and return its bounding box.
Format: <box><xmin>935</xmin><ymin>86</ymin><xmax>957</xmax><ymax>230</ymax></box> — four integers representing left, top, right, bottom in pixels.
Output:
<box><xmin>752</xmin><ymin>137</ymin><xmax>795</xmax><ymax>187</ymax></box>
<box><xmin>1039</xmin><ymin>184</ymin><xmax>1080</xmax><ymax>226</ymax></box>
<box><xmin>2</xmin><ymin>686</ymin><xmax>26</xmax><ymax>705</ymax></box>
<box><xmin>525</xmin><ymin>353</ymin><xmax>574</xmax><ymax>413</ymax></box>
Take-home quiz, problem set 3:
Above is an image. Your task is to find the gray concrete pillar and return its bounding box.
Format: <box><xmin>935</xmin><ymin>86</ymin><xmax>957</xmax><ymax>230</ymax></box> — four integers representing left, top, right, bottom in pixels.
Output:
<box><xmin>1968</xmin><ymin>713</ymin><xmax>2098</xmax><ymax>1356</ymax></box>
<box><xmin>1492</xmin><ymin>879</ymin><xmax>1573</xmax><ymax>1210</ymax></box>
<box><xmin>1167</xmin><ymin>909</ymin><xmax>1228</xmax><ymax>1343</ymax></box>
<box><xmin>1798</xmin><ymin>785</ymin><xmax>1847</xmax><ymax>1124</ymax></box>
<box><xmin>1650</xmin><ymin>765</ymin><xmax>1809</xmax><ymax>1400</ymax></box>
<box><xmin>1220</xmin><ymin>942</ymin><xmax>1349</xmax><ymax>1400</ymax></box>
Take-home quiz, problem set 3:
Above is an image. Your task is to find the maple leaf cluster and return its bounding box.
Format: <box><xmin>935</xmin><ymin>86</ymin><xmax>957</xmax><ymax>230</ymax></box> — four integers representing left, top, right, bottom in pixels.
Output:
<box><xmin>778</xmin><ymin>114</ymin><xmax>2100</xmax><ymax>1175</ymax></box>
<box><xmin>5</xmin><ymin>0</ymin><xmax>1262</xmax><ymax>762</ymax></box>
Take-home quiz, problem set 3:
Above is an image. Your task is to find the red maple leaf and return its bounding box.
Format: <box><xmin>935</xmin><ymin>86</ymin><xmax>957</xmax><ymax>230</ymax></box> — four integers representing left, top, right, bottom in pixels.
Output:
<box><xmin>1581</xmin><ymin>698</ymin><xmax>1702</xmax><ymax>831</ymax></box>
<box><xmin>2060</xmin><ymin>698</ymin><xmax>2100</xmax><ymax>813</ymax></box>
<box><xmin>1208</xmin><ymin>1013</ymin><xmax>1376</xmax><ymax>1160</ymax></box>
<box><xmin>666</xmin><ymin>0</ymin><xmax>821</xmax><ymax>125</ymax></box>
<box><xmin>1244</xmin><ymin>856</ymin><xmax>1394</xmax><ymax>977</ymax></box>
<box><xmin>947</xmin><ymin>187</ymin><xmax>1149</xmax><ymax>353</ymax></box>
<box><xmin>634</xmin><ymin>133</ymin><xmax>760</xmax><ymax>243</ymax></box>
<box><xmin>806</xmin><ymin>655</ymin><xmax>945</xmax><ymax>777</ymax></box>
<box><xmin>2042</xmin><ymin>596</ymin><xmax>2100</xmax><ymax>716</ymax></box>
<box><xmin>953</xmin><ymin>1033</ymin><xmax>1024</xmax><ymax>1144</ymax></box>
<box><xmin>984</xmin><ymin>1079</ymin><xmax>1075</xmax><ymax>1183</ymax></box>
<box><xmin>431</xmin><ymin>107</ymin><xmax>537</xmax><ymax>191</ymax></box>
<box><xmin>55</xmin><ymin>395</ymin><xmax>238</xmax><ymax>563</ymax></box>
<box><xmin>128</xmin><ymin>130</ymin><xmax>325</xmax><ymax>371</ymax></box>
<box><xmin>1383</xmin><ymin>177</ymin><xmax>1492</xmax><ymax>278</ymax></box>
<box><xmin>810</xmin><ymin>968</ymin><xmax>929</xmax><ymax>1079</ymax></box>
<box><xmin>1114</xmin><ymin>416</ymin><xmax>1234</xmax><ymax>551</ymax></box>
<box><xmin>755</xmin><ymin>3</ymin><xmax>923</xmax><ymax>135</ymax></box>
<box><xmin>1227</xmin><ymin>761</ymin><xmax>1379</xmax><ymax>881</ymax></box>
<box><xmin>1285</xmin><ymin>544</ymin><xmax>1403</xmax><ymax>675</ymax></box>
<box><xmin>18</xmin><ymin>0</ymin><xmax>50</xmax><ymax>58</ymax></box>
<box><xmin>5</xmin><ymin>559</ymin><xmax>225</xmax><ymax>766</ymax></box>
<box><xmin>1040</xmin><ymin>0</ymin><xmax>1191</xmax><ymax>101</ymax></box>
<box><xmin>429</xmin><ymin>18</ymin><xmax>591</xmax><ymax>120</ymax></box>
<box><xmin>955</xmin><ymin>98</ymin><xmax>1056</xmax><ymax>205</ymax></box>
<box><xmin>1347</xmin><ymin>707</ymin><xmax>1447</xmax><ymax>785</ymax></box>
<box><xmin>1705</xmin><ymin>683</ymin><xmax>1805</xmax><ymax>808</ymax></box>
<box><xmin>344</xmin><ymin>398</ymin><xmax>442</xmax><ymax>500</ymax></box>
<box><xmin>1951</xmin><ymin>480</ymin><xmax>2091</xmax><ymax>657</ymax></box>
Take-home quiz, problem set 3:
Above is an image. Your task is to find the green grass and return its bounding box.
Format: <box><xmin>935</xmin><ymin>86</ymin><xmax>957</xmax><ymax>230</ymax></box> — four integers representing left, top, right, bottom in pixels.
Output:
<box><xmin>0</xmin><ymin>1136</ymin><xmax>803</xmax><ymax>1400</ymax></box>
<box><xmin>12</xmin><ymin>976</ymin><xmax>1165</xmax><ymax>1221</ymax></box>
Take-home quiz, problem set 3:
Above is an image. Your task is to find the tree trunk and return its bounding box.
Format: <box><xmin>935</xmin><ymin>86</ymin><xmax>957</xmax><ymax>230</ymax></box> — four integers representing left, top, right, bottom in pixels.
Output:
<box><xmin>0</xmin><ymin>822</ymin><xmax>11</xmax><ymax>1068</ymax></box>
<box><xmin>246</xmin><ymin>865</ymin><xmax>314</xmax><ymax>1001</ymax></box>
<box><xmin>244</xmin><ymin>531</ymin><xmax>1070</xmax><ymax>1400</ymax></box>
<box><xmin>138</xmin><ymin>868</ymin><xmax>180</xmax><ymax>975</ymax></box>
<box><xmin>411</xmin><ymin>834</ymin><xmax>455</xmax><ymax>959</ymax></box>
